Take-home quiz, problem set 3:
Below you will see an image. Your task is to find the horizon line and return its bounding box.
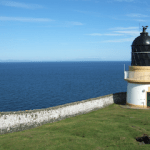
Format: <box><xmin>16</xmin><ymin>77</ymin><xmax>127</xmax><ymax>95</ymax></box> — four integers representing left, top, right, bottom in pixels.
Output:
<box><xmin>0</xmin><ymin>60</ymin><xmax>131</xmax><ymax>62</ymax></box>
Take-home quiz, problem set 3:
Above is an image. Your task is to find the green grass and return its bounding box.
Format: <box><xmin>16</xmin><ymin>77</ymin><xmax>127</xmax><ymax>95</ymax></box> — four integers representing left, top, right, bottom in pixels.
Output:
<box><xmin>0</xmin><ymin>103</ymin><xmax>150</xmax><ymax>150</ymax></box>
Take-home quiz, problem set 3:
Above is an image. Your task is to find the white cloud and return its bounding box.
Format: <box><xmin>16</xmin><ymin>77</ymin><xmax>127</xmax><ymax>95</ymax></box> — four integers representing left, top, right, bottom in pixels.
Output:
<box><xmin>101</xmin><ymin>37</ymin><xmax>135</xmax><ymax>43</ymax></box>
<box><xmin>107</xmin><ymin>0</ymin><xmax>134</xmax><ymax>2</ymax></box>
<box><xmin>134</xmin><ymin>19</ymin><xmax>147</xmax><ymax>22</ymax></box>
<box><xmin>108</xmin><ymin>26</ymin><xmax>143</xmax><ymax>36</ymax></box>
<box><xmin>105</xmin><ymin>33</ymin><xmax>124</xmax><ymax>36</ymax></box>
<box><xmin>109</xmin><ymin>27</ymin><xmax>138</xmax><ymax>30</ymax></box>
<box><xmin>87</xmin><ymin>26</ymin><xmax>142</xmax><ymax>38</ymax></box>
<box><xmin>126</xmin><ymin>13</ymin><xmax>149</xmax><ymax>18</ymax></box>
<box><xmin>0</xmin><ymin>1</ymin><xmax>43</xmax><ymax>9</ymax></box>
<box><xmin>87</xmin><ymin>33</ymin><xmax>123</xmax><ymax>36</ymax></box>
<box><xmin>113</xmin><ymin>0</ymin><xmax>134</xmax><ymax>2</ymax></box>
<box><xmin>87</xmin><ymin>26</ymin><xmax>143</xmax><ymax>43</ymax></box>
<box><xmin>113</xmin><ymin>30</ymin><xmax>140</xmax><ymax>36</ymax></box>
<box><xmin>0</xmin><ymin>17</ymin><xmax>54</xmax><ymax>22</ymax></box>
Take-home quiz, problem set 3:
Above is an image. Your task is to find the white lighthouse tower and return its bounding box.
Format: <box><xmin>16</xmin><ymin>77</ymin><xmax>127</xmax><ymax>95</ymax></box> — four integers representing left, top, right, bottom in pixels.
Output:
<box><xmin>124</xmin><ymin>26</ymin><xmax>150</xmax><ymax>109</ymax></box>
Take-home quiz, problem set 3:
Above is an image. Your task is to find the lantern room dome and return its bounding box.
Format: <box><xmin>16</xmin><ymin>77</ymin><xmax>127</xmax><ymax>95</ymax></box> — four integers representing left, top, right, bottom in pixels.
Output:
<box><xmin>132</xmin><ymin>26</ymin><xmax>150</xmax><ymax>50</ymax></box>
<box><xmin>131</xmin><ymin>26</ymin><xmax>150</xmax><ymax>66</ymax></box>
<box><xmin>132</xmin><ymin>34</ymin><xmax>150</xmax><ymax>46</ymax></box>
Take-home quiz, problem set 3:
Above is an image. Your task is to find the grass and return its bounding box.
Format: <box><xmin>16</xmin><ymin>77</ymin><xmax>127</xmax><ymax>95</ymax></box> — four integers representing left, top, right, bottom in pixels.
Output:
<box><xmin>0</xmin><ymin>103</ymin><xmax>150</xmax><ymax>150</ymax></box>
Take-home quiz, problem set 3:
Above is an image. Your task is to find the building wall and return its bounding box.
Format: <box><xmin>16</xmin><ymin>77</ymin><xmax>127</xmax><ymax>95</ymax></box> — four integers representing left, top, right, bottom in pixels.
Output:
<box><xmin>0</xmin><ymin>92</ymin><xmax>126</xmax><ymax>135</ymax></box>
<box><xmin>127</xmin><ymin>83</ymin><xmax>150</xmax><ymax>107</ymax></box>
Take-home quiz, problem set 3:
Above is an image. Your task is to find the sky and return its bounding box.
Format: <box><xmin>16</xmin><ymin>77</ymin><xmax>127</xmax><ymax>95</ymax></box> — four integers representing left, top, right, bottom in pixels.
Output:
<box><xmin>0</xmin><ymin>0</ymin><xmax>150</xmax><ymax>62</ymax></box>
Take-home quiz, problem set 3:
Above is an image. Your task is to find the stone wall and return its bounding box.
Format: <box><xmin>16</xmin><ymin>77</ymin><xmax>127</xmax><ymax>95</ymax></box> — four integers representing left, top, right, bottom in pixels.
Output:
<box><xmin>0</xmin><ymin>92</ymin><xmax>127</xmax><ymax>135</ymax></box>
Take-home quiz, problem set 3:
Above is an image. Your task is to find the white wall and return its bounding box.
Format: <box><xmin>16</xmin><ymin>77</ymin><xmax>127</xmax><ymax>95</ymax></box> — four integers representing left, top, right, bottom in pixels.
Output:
<box><xmin>127</xmin><ymin>83</ymin><xmax>150</xmax><ymax>106</ymax></box>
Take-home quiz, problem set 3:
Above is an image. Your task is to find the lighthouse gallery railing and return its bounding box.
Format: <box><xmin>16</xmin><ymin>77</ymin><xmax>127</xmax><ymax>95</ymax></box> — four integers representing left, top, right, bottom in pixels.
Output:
<box><xmin>124</xmin><ymin>71</ymin><xmax>150</xmax><ymax>80</ymax></box>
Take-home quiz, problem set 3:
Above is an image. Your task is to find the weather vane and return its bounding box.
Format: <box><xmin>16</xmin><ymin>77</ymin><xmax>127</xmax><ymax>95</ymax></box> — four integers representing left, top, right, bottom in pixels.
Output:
<box><xmin>142</xmin><ymin>26</ymin><xmax>148</xmax><ymax>33</ymax></box>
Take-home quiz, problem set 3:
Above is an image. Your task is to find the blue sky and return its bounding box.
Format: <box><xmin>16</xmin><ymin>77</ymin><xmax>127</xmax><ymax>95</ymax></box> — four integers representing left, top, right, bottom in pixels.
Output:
<box><xmin>0</xmin><ymin>0</ymin><xmax>150</xmax><ymax>62</ymax></box>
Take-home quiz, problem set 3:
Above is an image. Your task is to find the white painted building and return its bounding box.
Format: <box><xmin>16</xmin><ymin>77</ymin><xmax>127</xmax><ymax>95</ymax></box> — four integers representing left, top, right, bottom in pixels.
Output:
<box><xmin>124</xmin><ymin>26</ymin><xmax>150</xmax><ymax>109</ymax></box>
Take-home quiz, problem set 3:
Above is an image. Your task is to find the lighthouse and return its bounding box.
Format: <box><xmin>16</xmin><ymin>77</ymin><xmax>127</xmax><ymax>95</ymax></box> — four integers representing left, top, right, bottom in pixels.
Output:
<box><xmin>124</xmin><ymin>26</ymin><xmax>150</xmax><ymax>109</ymax></box>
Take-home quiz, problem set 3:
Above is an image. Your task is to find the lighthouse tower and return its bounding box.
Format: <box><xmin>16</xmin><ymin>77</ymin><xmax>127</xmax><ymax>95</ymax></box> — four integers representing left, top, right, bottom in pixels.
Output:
<box><xmin>124</xmin><ymin>26</ymin><xmax>150</xmax><ymax>109</ymax></box>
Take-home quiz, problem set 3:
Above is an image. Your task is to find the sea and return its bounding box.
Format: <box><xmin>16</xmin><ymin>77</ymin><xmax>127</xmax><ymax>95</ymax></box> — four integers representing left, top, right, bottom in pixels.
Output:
<box><xmin>0</xmin><ymin>61</ymin><xmax>131</xmax><ymax>112</ymax></box>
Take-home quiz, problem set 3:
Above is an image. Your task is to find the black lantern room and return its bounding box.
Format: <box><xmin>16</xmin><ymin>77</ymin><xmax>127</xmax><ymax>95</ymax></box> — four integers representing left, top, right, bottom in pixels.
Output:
<box><xmin>131</xmin><ymin>26</ymin><xmax>150</xmax><ymax>66</ymax></box>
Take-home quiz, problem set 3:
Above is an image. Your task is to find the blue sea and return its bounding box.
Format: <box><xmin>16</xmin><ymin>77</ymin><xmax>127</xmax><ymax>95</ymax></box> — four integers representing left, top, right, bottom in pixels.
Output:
<box><xmin>0</xmin><ymin>61</ymin><xmax>130</xmax><ymax>112</ymax></box>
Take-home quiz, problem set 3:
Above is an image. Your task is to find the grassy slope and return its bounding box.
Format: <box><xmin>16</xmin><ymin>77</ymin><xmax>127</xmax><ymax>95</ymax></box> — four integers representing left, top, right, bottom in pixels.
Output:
<box><xmin>0</xmin><ymin>103</ymin><xmax>150</xmax><ymax>150</ymax></box>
